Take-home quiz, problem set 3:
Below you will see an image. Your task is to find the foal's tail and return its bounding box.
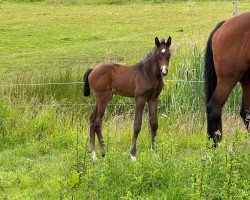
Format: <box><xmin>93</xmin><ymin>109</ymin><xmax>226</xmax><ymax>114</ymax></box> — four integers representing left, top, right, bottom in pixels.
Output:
<box><xmin>204</xmin><ymin>21</ymin><xmax>225</xmax><ymax>104</ymax></box>
<box><xmin>83</xmin><ymin>69</ymin><xmax>93</xmax><ymax>96</ymax></box>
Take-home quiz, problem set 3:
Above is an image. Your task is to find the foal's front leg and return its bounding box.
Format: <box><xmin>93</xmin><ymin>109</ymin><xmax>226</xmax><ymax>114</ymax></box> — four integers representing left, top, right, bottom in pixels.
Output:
<box><xmin>130</xmin><ymin>97</ymin><xmax>146</xmax><ymax>162</ymax></box>
<box><xmin>148</xmin><ymin>99</ymin><xmax>158</xmax><ymax>150</ymax></box>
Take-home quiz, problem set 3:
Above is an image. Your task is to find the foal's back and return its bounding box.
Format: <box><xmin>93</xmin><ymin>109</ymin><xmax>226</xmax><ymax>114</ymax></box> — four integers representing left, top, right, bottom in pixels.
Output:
<box><xmin>88</xmin><ymin>63</ymin><xmax>137</xmax><ymax>97</ymax></box>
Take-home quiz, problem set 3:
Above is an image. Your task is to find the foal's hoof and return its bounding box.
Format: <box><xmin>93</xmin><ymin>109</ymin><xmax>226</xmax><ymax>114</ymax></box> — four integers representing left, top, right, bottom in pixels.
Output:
<box><xmin>151</xmin><ymin>144</ymin><xmax>157</xmax><ymax>151</ymax></box>
<box><xmin>130</xmin><ymin>154</ymin><xmax>137</xmax><ymax>162</ymax></box>
<box><xmin>90</xmin><ymin>151</ymin><xmax>98</xmax><ymax>162</ymax></box>
<box><xmin>101</xmin><ymin>152</ymin><xmax>106</xmax><ymax>157</ymax></box>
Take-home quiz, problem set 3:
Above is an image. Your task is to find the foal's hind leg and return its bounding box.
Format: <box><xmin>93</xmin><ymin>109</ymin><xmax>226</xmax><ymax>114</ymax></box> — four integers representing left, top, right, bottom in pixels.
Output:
<box><xmin>89</xmin><ymin>105</ymin><xmax>98</xmax><ymax>161</ymax></box>
<box><xmin>130</xmin><ymin>97</ymin><xmax>147</xmax><ymax>162</ymax></box>
<box><xmin>148</xmin><ymin>99</ymin><xmax>158</xmax><ymax>150</ymax></box>
<box><xmin>95</xmin><ymin>92</ymin><xmax>111</xmax><ymax>157</ymax></box>
<box><xmin>89</xmin><ymin>91</ymin><xmax>111</xmax><ymax>161</ymax></box>
<box><xmin>207</xmin><ymin>80</ymin><xmax>237</xmax><ymax>147</ymax></box>
<box><xmin>240</xmin><ymin>79</ymin><xmax>250</xmax><ymax>131</ymax></box>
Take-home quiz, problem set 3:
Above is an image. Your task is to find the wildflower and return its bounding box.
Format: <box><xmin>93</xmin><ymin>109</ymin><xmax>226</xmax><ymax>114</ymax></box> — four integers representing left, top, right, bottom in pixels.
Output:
<box><xmin>227</xmin><ymin>146</ymin><xmax>233</xmax><ymax>155</ymax></box>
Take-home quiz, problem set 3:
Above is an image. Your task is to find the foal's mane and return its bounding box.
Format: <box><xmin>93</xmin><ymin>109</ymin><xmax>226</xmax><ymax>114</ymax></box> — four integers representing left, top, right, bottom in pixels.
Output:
<box><xmin>143</xmin><ymin>39</ymin><xmax>166</xmax><ymax>63</ymax></box>
<box><xmin>135</xmin><ymin>39</ymin><xmax>165</xmax><ymax>72</ymax></box>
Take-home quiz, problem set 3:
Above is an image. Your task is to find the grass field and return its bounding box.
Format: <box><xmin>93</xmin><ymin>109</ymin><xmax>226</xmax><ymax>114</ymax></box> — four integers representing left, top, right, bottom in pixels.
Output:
<box><xmin>0</xmin><ymin>0</ymin><xmax>250</xmax><ymax>199</ymax></box>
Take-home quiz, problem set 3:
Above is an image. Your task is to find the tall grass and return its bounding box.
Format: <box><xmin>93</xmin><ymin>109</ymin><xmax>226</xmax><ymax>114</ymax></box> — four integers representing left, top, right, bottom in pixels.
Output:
<box><xmin>1</xmin><ymin>89</ymin><xmax>249</xmax><ymax>199</ymax></box>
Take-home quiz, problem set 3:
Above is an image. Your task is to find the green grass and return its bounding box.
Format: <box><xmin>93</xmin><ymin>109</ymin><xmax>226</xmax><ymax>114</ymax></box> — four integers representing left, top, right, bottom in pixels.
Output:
<box><xmin>0</xmin><ymin>1</ymin><xmax>250</xmax><ymax>199</ymax></box>
<box><xmin>0</xmin><ymin>101</ymin><xmax>249</xmax><ymax>199</ymax></box>
<box><xmin>0</xmin><ymin>0</ymin><xmax>249</xmax><ymax>80</ymax></box>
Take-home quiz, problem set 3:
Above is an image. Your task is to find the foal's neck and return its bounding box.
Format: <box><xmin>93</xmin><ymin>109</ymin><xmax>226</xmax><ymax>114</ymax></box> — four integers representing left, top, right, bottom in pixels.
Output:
<box><xmin>143</xmin><ymin>56</ymin><xmax>162</xmax><ymax>80</ymax></box>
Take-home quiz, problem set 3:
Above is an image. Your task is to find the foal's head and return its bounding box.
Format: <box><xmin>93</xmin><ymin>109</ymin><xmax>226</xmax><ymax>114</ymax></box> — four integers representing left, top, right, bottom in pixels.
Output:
<box><xmin>154</xmin><ymin>37</ymin><xmax>171</xmax><ymax>76</ymax></box>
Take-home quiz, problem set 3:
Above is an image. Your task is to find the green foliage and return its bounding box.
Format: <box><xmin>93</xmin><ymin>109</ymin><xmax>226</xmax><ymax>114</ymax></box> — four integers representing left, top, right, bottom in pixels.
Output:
<box><xmin>1</xmin><ymin>96</ymin><xmax>249</xmax><ymax>199</ymax></box>
<box><xmin>71</xmin><ymin>170</ymin><xmax>79</xmax><ymax>187</ymax></box>
<box><xmin>0</xmin><ymin>1</ymin><xmax>249</xmax><ymax>199</ymax></box>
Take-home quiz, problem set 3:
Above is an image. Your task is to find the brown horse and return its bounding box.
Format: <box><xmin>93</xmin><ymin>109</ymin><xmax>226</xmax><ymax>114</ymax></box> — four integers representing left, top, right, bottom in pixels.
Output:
<box><xmin>83</xmin><ymin>37</ymin><xmax>171</xmax><ymax>161</ymax></box>
<box><xmin>205</xmin><ymin>12</ymin><xmax>250</xmax><ymax>147</ymax></box>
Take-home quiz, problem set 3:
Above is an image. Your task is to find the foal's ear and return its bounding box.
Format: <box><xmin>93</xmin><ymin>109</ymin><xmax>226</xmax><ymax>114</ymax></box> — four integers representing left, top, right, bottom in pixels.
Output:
<box><xmin>155</xmin><ymin>37</ymin><xmax>160</xmax><ymax>47</ymax></box>
<box><xmin>166</xmin><ymin>36</ymin><xmax>172</xmax><ymax>47</ymax></box>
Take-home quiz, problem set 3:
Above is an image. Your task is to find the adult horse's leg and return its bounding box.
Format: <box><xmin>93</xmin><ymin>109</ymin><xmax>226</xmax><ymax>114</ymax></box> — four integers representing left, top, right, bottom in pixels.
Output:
<box><xmin>130</xmin><ymin>97</ymin><xmax>146</xmax><ymax>162</ymax></box>
<box><xmin>95</xmin><ymin>91</ymin><xmax>112</xmax><ymax>157</ymax></box>
<box><xmin>240</xmin><ymin>79</ymin><xmax>250</xmax><ymax>131</ymax></box>
<box><xmin>207</xmin><ymin>80</ymin><xmax>237</xmax><ymax>147</ymax></box>
<box><xmin>147</xmin><ymin>99</ymin><xmax>158</xmax><ymax>150</ymax></box>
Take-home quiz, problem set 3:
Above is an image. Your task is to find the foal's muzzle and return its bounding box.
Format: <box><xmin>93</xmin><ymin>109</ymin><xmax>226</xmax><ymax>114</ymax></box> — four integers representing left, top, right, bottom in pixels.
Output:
<box><xmin>161</xmin><ymin>65</ymin><xmax>168</xmax><ymax>76</ymax></box>
<box><xmin>161</xmin><ymin>69</ymin><xmax>168</xmax><ymax>76</ymax></box>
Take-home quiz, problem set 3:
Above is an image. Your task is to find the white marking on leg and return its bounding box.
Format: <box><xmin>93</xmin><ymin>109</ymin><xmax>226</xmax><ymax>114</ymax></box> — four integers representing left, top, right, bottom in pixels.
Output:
<box><xmin>91</xmin><ymin>151</ymin><xmax>98</xmax><ymax>162</ymax></box>
<box><xmin>130</xmin><ymin>154</ymin><xmax>137</xmax><ymax>162</ymax></box>
<box><xmin>161</xmin><ymin>48</ymin><xmax>166</xmax><ymax>53</ymax></box>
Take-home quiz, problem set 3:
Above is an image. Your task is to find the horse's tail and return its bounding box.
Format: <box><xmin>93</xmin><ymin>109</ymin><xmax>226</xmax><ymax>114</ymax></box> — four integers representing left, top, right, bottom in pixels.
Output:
<box><xmin>204</xmin><ymin>21</ymin><xmax>225</xmax><ymax>104</ymax></box>
<box><xmin>83</xmin><ymin>68</ymin><xmax>93</xmax><ymax>96</ymax></box>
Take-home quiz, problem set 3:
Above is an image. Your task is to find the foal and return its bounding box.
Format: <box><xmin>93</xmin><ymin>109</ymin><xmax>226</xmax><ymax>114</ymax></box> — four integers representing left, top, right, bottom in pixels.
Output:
<box><xmin>83</xmin><ymin>37</ymin><xmax>171</xmax><ymax>161</ymax></box>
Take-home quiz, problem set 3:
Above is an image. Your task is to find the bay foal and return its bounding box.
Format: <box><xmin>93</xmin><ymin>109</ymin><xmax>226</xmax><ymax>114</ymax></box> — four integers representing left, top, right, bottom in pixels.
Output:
<box><xmin>83</xmin><ymin>37</ymin><xmax>171</xmax><ymax>161</ymax></box>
